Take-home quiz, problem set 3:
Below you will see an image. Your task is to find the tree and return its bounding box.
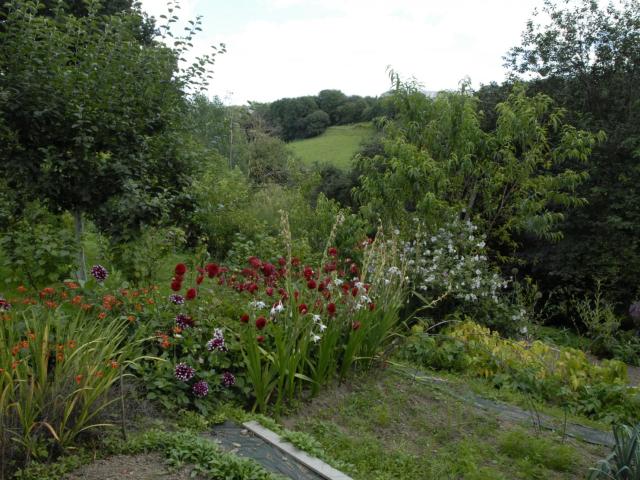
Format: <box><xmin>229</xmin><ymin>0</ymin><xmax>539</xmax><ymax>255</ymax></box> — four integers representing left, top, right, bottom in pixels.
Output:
<box><xmin>355</xmin><ymin>76</ymin><xmax>602</xmax><ymax>261</ymax></box>
<box><xmin>317</xmin><ymin>89</ymin><xmax>347</xmax><ymax>123</ymax></box>
<box><xmin>0</xmin><ymin>1</ymin><xmax>223</xmax><ymax>278</ymax></box>
<box><xmin>504</xmin><ymin>0</ymin><xmax>640</xmax><ymax>307</ymax></box>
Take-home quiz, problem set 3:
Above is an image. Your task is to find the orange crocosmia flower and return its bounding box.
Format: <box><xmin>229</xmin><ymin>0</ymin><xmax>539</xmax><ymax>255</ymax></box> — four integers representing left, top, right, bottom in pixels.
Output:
<box><xmin>27</xmin><ymin>331</ymin><xmax>36</xmax><ymax>340</ymax></box>
<box><xmin>45</xmin><ymin>301</ymin><xmax>58</xmax><ymax>309</ymax></box>
<box><xmin>95</xmin><ymin>370</ymin><xmax>104</xmax><ymax>378</ymax></box>
<box><xmin>56</xmin><ymin>352</ymin><xmax>64</xmax><ymax>362</ymax></box>
<box><xmin>11</xmin><ymin>360</ymin><xmax>19</xmax><ymax>369</ymax></box>
<box><xmin>39</xmin><ymin>287</ymin><xmax>55</xmax><ymax>298</ymax></box>
<box><xmin>56</xmin><ymin>344</ymin><xmax>64</xmax><ymax>351</ymax></box>
<box><xmin>1</xmin><ymin>314</ymin><xmax>10</xmax><ymax>321</ymax></box>
<box><xmin>142</xmin><ymin>288</ymin><xmax>149</xmax><ymax>295</ymax></box>
<box><xmin>146</xmin><ymin>298</ymin><xmax>154</xmax><ymax>305</ymax></box>
<box><xmin>71</xmin><ymin>295</ymin><xmax>82</xmax><ymax>305</ymax></box>
<box><xmin>134</xmin><ymin>303</ymin><xmax>143</xmax><ymax>312</ymax></box>
<box><xmin>17</xmin><ymin>285</ymin><xmax>27</xmax><ymax>293</ymax></box>
<box><xmin>110</xmin><ymin>360</ymin><xmax>119</xmax><ymax>369</ymax></box>
<box><xmin>127</xmin><ymin>315</ymin><xmax>136</xmax><ymax>323</ymax></box>
<box><xmin>11</xmin><ymin>345</ymin><xmax>20</xmax><ymax>356</ymax></box>
<box><xmin>81</xmin><ymin>303</ymin><xmax>93</xmax><ymax>311</ymax></box>
<box><xmin>65</xmin><ymin>281</ymin><xmax>79</xmax><ymax>290</ymax></box>
<box><xmin>21</xmin><ymin>340</ymin><xmax>28</xmax><ymax>349</ymax></box>
<box><xmin>60</xmin><ymin>291</ymin><xmax>68</xmax><ymax>300</ymax></box>
<box><xmin>161</xmin><ymin>340</ymin><xmax>170</xmax><ymax>348</ymax></box>
<box><xmin>173</xmin><ymin>326</ymin><xmax>182</xmax><ymax>334</ymax></box>
<box><xmin>67</xmin><ymin>340</ymin><xmax>77</xmax><ymax>349</ymax></box>
<box><xmin>0</xmin><ymin>368</ymin><xmax>4</xmax><ymax>374</ymax></box>
<box><xmin>131</xmin><ymin>291</ymin><xmax>140</xmax><ymax>298</ymax></box>
<box><xmin>75</xmin><ymin>374</ymin><xmax>83</xmax><ymax>384</ymax></box>
<box><xmin>98</xmin><ymin>312</ymin><xmax>107</xmax><ymax>320</ymax></box>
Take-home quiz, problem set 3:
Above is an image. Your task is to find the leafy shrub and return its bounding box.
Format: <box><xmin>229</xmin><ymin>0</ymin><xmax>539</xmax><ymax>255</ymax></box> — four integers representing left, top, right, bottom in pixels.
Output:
<box><xmin>0</xmin><ymin>202</ymin><xmax>76</xmax><ymax>287</ymax></box>
<box><xmin>403</xmin><ymin>217</ymin><xmax>524</xmax><ymax>334</ymax></box>
<box><xmin>402</xmin><ymin>321</ymin><xmax>640</xmax><ymax>422</ymax></box>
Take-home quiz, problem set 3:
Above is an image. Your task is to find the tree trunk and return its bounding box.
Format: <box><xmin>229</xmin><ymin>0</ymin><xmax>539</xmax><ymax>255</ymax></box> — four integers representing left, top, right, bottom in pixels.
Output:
<box><xmin>74</xmin><ymin>209</ymin><xmax>87</xmax><ymax>282</ymax></box>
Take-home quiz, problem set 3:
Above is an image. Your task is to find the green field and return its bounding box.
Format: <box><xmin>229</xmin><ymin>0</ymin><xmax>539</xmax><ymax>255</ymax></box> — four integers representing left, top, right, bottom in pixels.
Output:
<box><xmin>289</xmin><ymin>122</ymin><xmax>373</xmax><ymax>169</ymax></box>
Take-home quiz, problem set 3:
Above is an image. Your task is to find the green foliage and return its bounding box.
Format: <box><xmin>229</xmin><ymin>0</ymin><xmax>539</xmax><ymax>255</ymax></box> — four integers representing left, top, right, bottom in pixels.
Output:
<box><xmin>356</xmin><ymin>77</ymin><xmax>601</xmax><ymax>260</ymax></box>
<box><xmin>401</xmin><ymin>321</ymin><xmax>640</xmax><ymax>423</ymax></box>
<box><xmin>119</xmin><ymin>429</ymin><xmax>280</xmax><ymax>480</ymax></box>
<box><xmin>0</xmin><ymin>1</ymin><xmax>222</xmax><ymax>237</ymax></box>
<box><xmin>589</xmin><ymin>423</ymin><xmax>640</xmax><ymax>479</ymax></box>
<box><xmin>505</xmin><ymin>0</ymin><xmax>640</xmax><ymax>309</ymax></box>
<box><xmin>0</xmin><ymin>202</ymin><xmax>76</xmax><ymax>287</ymax></box>
<box><xmin>111</xmin><ymin>226</ymin><xmax>186</xmax><ymax>284</ymax></box>
<box><xmin>1</xmin><ymin>297</ymin><xmax>141</xmax><ymax>467</ymax></box>
<box><xmin>498</xmin><ymin>429</ymin><xmax>578</xmax><ymax>472</ymax></box>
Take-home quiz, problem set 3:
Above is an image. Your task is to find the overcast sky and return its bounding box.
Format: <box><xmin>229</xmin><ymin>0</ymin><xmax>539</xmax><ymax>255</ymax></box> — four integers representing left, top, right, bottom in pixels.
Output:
<box><xmin>138</xmin><ymin>0</ymin><xmax>545</xmax><ymax>105</ymax></box>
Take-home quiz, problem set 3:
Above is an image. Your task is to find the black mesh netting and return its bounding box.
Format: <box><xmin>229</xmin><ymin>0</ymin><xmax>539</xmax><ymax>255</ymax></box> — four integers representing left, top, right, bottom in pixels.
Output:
<box><xmin>208</xmin><ymin>421</ymin><xmax>326</xmax><ymax>480</ymax></box>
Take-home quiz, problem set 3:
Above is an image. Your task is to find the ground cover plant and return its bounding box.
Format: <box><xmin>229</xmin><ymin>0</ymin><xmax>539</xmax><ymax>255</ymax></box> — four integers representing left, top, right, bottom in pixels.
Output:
<box><xmin>402</xmin><ymin>321</ymin><xmax>640</xmax><ymax>423</ymax></box>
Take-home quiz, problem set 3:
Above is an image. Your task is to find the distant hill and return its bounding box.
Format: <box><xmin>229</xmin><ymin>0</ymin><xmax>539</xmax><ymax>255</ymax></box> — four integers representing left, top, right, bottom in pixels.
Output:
<box><xmin>289</xmin><ymin>123</ymin><xmax>373</xmax><ymax>170</ymax></box>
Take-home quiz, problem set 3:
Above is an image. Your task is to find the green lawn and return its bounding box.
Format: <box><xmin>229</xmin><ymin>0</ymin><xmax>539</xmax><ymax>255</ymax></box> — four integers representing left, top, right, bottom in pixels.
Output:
<box><xmin>288</xmin><ymin>122</ymin><xmax>373</xmax><ymax>169</ymax></box>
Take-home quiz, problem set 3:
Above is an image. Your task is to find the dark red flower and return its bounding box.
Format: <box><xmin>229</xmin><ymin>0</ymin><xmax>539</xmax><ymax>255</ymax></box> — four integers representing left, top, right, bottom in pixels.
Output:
<box><xmin>240</xmin><ymin>313</ymin><xmax>250</xmax><ymax>323</ymax></box>
<box><xmin>247</xmin><ymin>283</ymin><xmax>259</xmax><ymax>294</ymax></box>
<box><xmin>351</xmin><ymin>287</ymin><xmax>359</xmax><ymax>297</ymax></box>
<box><xmin>196</xmin><ymin>275</ymin><xmax>204</xmax><ymax>285</ymax></box>
<box><xmin>278</xmin><ymin>257</ymin><xmax>287</xmax><ymax>266</ymax></box>
<box><xmin>352</xmin><ymin>321</ymin><xmax>361</xmax><ymax>331</ymax></box>
<box><xmin>175</xmin><ymin>263</ymin><xmax>187</xmax><ymax>276</ymax></box>
<box><xmin>307</xmin><ymin>279</ymin><xmax>317</xmax><ymax>290</ymax></box>
<box><xmin>328</xmin><ymin>247</ymin><xmax>338</xmax><ymax>257</ymax></box>
<box><xmin>298</xmin><ymin>303</ymin><xmax>308</xmax><ymax>314</ymax></box>
<box><xmin>291</xmin><ymin>257</ymin><xmax>301</xmax><ymax>267</ymax></box>
<box><xmin>256</xmin><ymin>316</ymin><xmax>267</xmax><ymax>330</ymax></box>
<box><xmin>350</xmin><ymin>263</ymin><xmax>359</xmax><ymax>275</ymax></box>
<box><xmin>266</xmin><ymin>287</ymin><xmax>274</xmax><ymax>297</ymax></box>
<box><xmin>170</xmin><ymin>280</ymin><xmax>182</xmax><ymax>292</ymax></box>
<box><xmin>205</xmin><ymin>263</ymin><xmax>219</xmax><ymax>278</ymax></box>
<box><xmin>262</xmin><ymin>263</ymin><xmax>276</xmax><ymax>277</ymax></box>
<box><xmin>248</xmin><ymin>256</ymin><xmax>262</xmax><ymax>269</ymax></box>
<box><xmin>186</xmin><ymin>288</ymin><xmax>197</xmax><ymax>300</ymax></box>
<box><xmin>303</xmin><ymin>266</ymin><xmax>314</xmax><ymax>279</ymax></box>
<box><xmin>369</xmin><ymin>302</ymin><xmax>376</xmax><ymax>311</ymax></box>
<box><xmin>257</xmin><ymin>335</ymin><xmax>265</xmax><ymax>343</ymax></box>
<box><xmin>327</xmin><ymin>303</ymin><xmax>336</xmax><ymax>316</ymax></box>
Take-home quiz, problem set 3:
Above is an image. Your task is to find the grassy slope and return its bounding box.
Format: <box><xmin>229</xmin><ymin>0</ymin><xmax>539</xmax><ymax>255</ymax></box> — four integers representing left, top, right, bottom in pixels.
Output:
<box><xmin>283</xmin><ymin>369</ymin><xmax>607</xmax><ymax>480</ymax></box>
<box><xmin>288</xmin><ymin>123</ymin><xmax>373</xmax><ymax>169</ymax></box>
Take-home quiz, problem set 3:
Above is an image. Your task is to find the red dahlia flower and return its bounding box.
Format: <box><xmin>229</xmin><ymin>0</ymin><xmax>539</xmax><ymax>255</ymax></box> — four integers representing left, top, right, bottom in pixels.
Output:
<box><xmin>352</xmin><ymin>321</ymin><xmax>361</xmax><ymax>331</ymax></box>
<box><xmin>307</xmin><ymin>279</ymin><xmax>317</xmax><ymax>290</ymax></box>
<box><xmin>186</xmin><ymin>288</ymin><xmax>197</xmax><ymax>300</ymax></box>
<box><xmin>327</xmin><ymin>303</ymin><xmax>336</xmax><ymax>316</ymax></box>
<box><xmin>196</xmin><ymin>275</ymin><xmax>204</xmax><ymax>285</ymax></box>
<box><xmin>240</xmin><ymin>313</ymin><xmax>250</xmax><ymax>323</ymax></box>
<box><xmin>262</xmin><ymin>263</ymin><xmax>276</xmax><ymax>277</ymax></box>
<box><xmin>170</xmin><ymin>280</ymin><xmax>182</xmax><ymax>292</ymax></box>
<box><xmin>257</xmin><ymin>335</ymin><xmax>265</xmax><ymax>343</ymax></box>
<box><xmin>205</xmin><ymin>263</ymin><xmax>219</xmax><ymax>278</ymax></box>
<box><xmin>175</xmin><ymin>263</ymin><xmax>187</xmax><ymax>276</ymax></box>
<box><xmin>298</xmin><ymin>303</ymin><xmax>308</xmax><ymax>314</ymax></box>
<box><xmin>256</xmin><ymin>316</ymin><xmax>267</xmax><ymax>330</ymax></box>
<box><xmin>266</xmin><ymin>287</ymin><xmax>274</xmax><ymax>296</ymax></box>
<box><xmin>278</xmin><ymin>257</ymin><xmax>287</xmax><ymax>266</ymax></box>
<box><xmin>328</xmin><ymin>247</ymin><xmax>338</xmax><ymax>257</ymax></box>
<box><xmin>248</xmin><ymin>256</ymin><xmax>262</xmax><ymax>269</ymax></box>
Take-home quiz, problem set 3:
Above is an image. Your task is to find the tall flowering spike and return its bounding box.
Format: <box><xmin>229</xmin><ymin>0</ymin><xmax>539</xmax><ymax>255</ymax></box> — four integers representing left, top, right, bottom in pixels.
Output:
<box><xmin>174</xmin><ymin>263</ymin><xmax>187</xmax><ymax>276</ymax></box>
<box><xmin>90</xmin><ymin>265</ymin><xmax>108</xmax><ymax>282</ymax></box>
<box><xmin>221</xmin><ymin>371</ymin><xmax>236</xmax><ymax>387</ymax></box>
<box><xmin>174</xmin><ymin>363</ymin><xmax>195</xmax><ymax>382</ymax></box>
<box><xmin>192</xmin><ymin>380</ymin><xmax>209</xmax><ymax>397</ymax></box>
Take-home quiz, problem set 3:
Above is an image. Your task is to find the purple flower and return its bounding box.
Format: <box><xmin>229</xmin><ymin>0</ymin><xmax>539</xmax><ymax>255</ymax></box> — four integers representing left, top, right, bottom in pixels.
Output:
<box><xmin>221</xmin><ymin>371</ymin><xmax>236</xmax><ymax>387</ymax></box>
<box><xmin>630</xmin><ymin>302</ymin><xmax>640</xmax><ymax>321</ymax></box>
<box><xmin>174</xmin><ymin>363</ymin><xmax>195</xmax><ymax>382</ymax></box>
<box><xmin>0</xmin><ymin>298</ymin><xmax>11</xmax><ymax>311</ymax></box>
<box><xmin>192</xmin><ymin>380</ymin><xmax>209</xmax><ymax>397</ymax></box>
<box><xmin>206</xmin><ymin>328</ymin><xmax>226</xmax><ymax>352</ymax></box>
<box><xmin>90</xmin><ymin>265</ymin><xmax>109</xmax><ymax>282</ymax></box>
<box><xmin>175</xmin><ymin>314</ymin><xmax>194</xmax><ymax>329</ymax></box>
<box><xmin>169</xmin><ymin>294</ymin><xmax>185</xmax><ymax>305</ymax></box>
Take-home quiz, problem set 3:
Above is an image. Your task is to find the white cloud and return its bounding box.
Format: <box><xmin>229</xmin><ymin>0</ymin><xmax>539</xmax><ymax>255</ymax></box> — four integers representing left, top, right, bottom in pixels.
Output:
<box><xmin>141</xmin><ymin>0</ymin><xmax>542</xmax><ymax>105</ymax></box>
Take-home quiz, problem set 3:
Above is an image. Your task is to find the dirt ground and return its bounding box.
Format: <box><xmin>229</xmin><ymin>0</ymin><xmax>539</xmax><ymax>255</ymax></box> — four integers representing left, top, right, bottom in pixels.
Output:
<box><xmin>64</xmin><ymin>453</ymin><xmax>201</xmax><ymax>480</ymax></box>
